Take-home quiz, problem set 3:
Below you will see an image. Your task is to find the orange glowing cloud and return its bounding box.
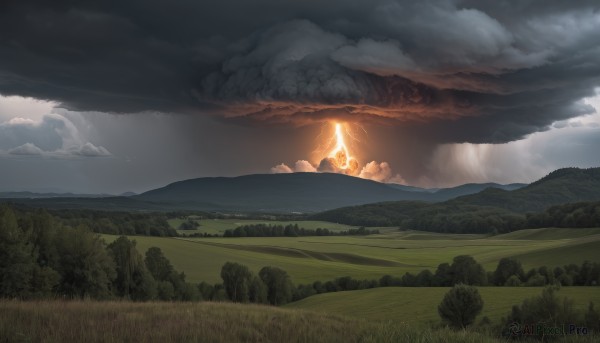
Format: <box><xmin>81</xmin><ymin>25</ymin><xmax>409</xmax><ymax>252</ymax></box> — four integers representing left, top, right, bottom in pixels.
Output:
<box><xmin>271</xmin><ymin>121</ymin><xmax>404</xmax><ymax>184</ymax></box>
<box><xmin>324</xmin><ymin>122</ymin><xmax>359</xmax><ymax>175</ymax></box>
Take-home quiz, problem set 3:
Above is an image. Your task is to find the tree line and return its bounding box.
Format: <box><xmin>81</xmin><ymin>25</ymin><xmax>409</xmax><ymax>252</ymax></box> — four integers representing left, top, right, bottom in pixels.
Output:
<box><xmin>403</xmin><ymin>201</ymin><xmax>600</xmax><ymax>234</ymax></box>
<box><xmin>223</xmin><ymin>223</ymin><xmax>379</xmax><ymax>237</ymax></box>
<box><xmin>215</xmin><ymin>256</ymin><xmax>600</xmax><ymax>306</ymax></box>
<box><xmin>313</xmin><ymin>200</ymin><xmax>600</xmax><ymax>234</ymax></box>
<box><xmin>7</xmin><ymin>206</ymin><xmax>179</xmax><ymax>237</ymax></box>
<box><xmin>285</xmin><ymin>257</ymin><xmax>599</xmax><ymax>303</ymax></box>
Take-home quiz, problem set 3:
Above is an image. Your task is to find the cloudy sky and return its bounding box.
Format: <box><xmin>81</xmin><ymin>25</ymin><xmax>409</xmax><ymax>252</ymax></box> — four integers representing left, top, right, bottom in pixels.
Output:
<box><xmin>0</xmin><ymin>0</ymin><xmax>599</xmax><ymax>194</ymax></box>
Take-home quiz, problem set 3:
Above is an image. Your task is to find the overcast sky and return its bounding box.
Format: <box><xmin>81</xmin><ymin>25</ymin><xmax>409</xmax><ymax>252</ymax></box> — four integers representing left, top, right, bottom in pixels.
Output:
<box><xmin>0</xmin><ymin>0</ymin><xmax>599</xmax><ymax>193</ymax></box>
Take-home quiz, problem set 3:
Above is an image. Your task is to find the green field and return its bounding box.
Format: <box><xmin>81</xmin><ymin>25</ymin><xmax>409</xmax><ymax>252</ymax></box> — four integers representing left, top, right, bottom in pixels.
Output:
<box><xmin>101</xmin><ymin>227</ymin><xmax>600</xmax><ymax>284</ymax></box>
<box><xmin>286</xmin><ymin>287</ymin><xmax>600</xmax><ymax>324</ymax></box>
<box><xmin>170</xmin><ymin>218</ymin><xmax>363</xmax><ymax>235</ymax></box>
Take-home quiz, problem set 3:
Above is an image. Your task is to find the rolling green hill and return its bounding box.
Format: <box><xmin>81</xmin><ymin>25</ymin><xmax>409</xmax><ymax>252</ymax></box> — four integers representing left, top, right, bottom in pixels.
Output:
<box><xmin>310</xmin><ymin>201</ymin><xmax>430</xmax><ymax>227</ymax></box>
<box><xmin>286</xmin><ymin>287</ymin><xmax>600</xmax><ymax>324</ymax></box>
<box><xmin>313</xmin><ymin>167</ymin><xmax>600</xmax><ymax>232</ymax></box>
<box><xmin>100</xmin><ymin>227</ymin><xmax>600</xmax><ymax>284</ymax></box>
<box><xmin>431</xmin><ymin>182</ymin><xmax>525</xmax><ymax>201</ymax></box>
<box><xmin>454</xmin><ymin>167</ymin><xmax>600</xmax><ymax>213</ymax></box>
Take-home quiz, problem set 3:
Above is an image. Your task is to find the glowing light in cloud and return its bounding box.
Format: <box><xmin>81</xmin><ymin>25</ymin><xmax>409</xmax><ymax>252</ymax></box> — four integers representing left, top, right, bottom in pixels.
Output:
<box><xmin>270</xmin><ymin>121</ymin><xmax>404</xmax><ymax>183</ymax></box>
<box><xmin>325</xmin><ymin>122</ymin><xmax>359</xmax><ymax>174</ymax></box>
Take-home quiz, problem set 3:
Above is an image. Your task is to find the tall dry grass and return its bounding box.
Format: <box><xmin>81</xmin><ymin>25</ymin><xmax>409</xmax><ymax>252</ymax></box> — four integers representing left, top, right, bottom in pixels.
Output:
<box><xmin>0</xmin><ymin>300</ymin><xmax>596</xmax><ymax>342</ymax></box>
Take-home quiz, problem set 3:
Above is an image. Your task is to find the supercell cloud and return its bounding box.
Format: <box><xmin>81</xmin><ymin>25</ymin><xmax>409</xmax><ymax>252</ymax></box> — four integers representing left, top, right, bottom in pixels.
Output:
<box><xmin>0</xmin><ymin>0</ymin><xmax>599</xmax><ymax>146</ymax></box>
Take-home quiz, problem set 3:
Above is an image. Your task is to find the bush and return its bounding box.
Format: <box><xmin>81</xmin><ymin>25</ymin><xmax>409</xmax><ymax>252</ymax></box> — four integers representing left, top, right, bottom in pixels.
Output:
<box><xmin>501</xmin><ymin>286</ymin><xmax>580</xmax><ymax>335</ymax></box>
<box><xmin>438</xmin><ymin>284</ymin><xmax>484</xmax><ymax>329</ymax></box>
<box><xmin>504</xmin><ymin>275</ymin><xmax>522</xmax><ymax>287</ymax></box>
<box><xmin>525</xmin><ymin>273</ymin><xmax>546</xmax><ymax>287</ymax></box>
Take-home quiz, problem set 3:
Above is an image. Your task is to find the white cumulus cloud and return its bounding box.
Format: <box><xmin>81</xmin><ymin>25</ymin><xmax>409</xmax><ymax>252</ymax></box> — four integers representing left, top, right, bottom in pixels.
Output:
<box><xmin>270</xmin><ymin>163</ymin><xmax>293</xmax><ymax>173</ymax></box>
<box><xmin>8</xmin><ymin>143</ymin><xmax>44</xmax><ymax>156</ymax></box>
<box><xmin>294</xmin><ymin>160</ymin><xmax>317</xmax><ymax>172</ymax></box>
<box><xmin>70</xmin><ymin>142</ymin><xmax>112</xmax><ymax>157</ymax></box>
<box><xmin>0</xmin><ymin>114</ymin><xmax>112</xmax><ymax>158</ymax></box>
<box><xmin>358</xmin><ymin>161</ymin><xmax>405</xmax><ymax>183</ymax></box>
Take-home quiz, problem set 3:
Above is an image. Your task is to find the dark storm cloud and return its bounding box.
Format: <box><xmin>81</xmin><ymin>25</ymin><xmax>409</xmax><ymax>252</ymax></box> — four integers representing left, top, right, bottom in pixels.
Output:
<box><xmin>1</xmin><ymin>0</ymin><xmax>599</xmax><ymax>143</ymax></box>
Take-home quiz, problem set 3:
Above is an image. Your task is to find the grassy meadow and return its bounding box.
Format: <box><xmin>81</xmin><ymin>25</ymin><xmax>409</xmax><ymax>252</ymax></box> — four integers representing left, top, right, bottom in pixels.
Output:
<box><xmin>1</xmin><ymin>298</ymin><xmax>597</xmax><ymax>343</ymax></box>
<box><xmin>286</xmin><ymin>286</ymin><xmax>600</xmax><ymax>324</ymax></box>
<box><xmin>4</xmin><ymin>224</ymin><xmax>600</xmax><ymax>342</ymax></box>
<box><xmin>102</xmin><ymin>226</ymin><xmax>600</xmax><ymax>284</ymax></box>
<box><xmin>0</xmin><ymin>300</ymin><xmax>561</xmax><ymax>343</ymax></box>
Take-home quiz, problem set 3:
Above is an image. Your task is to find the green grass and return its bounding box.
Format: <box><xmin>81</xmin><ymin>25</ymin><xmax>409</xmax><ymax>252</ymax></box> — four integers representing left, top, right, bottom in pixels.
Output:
<box><xmin>101</xmin><ymin>227</ymin><xmax>600</xmax><ymax>284</ymax></box>
<box><xmin>286</xmin><ymin>287</ymin><xmax>600</xmax><ymax>324</ymax></box>
<box><xmin>491</xmin><ymin>228</ymin><xmax>600</xmax><ymax>240</ymax></box>
<box><xmin>0</xmin><ymin>300</ymin><xmax>513</xmax><ymax>343</ymax></box>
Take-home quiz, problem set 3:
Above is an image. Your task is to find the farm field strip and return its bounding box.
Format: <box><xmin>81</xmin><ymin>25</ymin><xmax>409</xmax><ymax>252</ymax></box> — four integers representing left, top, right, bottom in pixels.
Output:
<box><xmin>101</xmin><ymin>227</ymin><xmax>600</xmax><ymax>284</ymax></box>
<box><xmin>286</xmin><ymin>287</ymin><xmax>600</xmax><ymax>324</ymax></box>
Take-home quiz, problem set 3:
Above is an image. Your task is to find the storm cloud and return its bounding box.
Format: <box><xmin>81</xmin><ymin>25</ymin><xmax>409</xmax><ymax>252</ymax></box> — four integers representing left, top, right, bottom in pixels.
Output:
<box><xmin>1</xmin><ymin>0</ymin><xmax>599</xmax><ymax>144</ymax></box>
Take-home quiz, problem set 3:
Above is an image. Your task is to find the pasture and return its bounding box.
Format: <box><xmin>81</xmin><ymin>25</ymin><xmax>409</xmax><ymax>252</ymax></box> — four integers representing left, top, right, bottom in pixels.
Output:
<box><xmin>101</xmin><ymin>227</ymin><xmax>600</xmax><ymax>284</ymax></box>
<box><xmin>286</xmin><ymin>286</ymin><xmax>600</xmax><ymax>324</ymax></box>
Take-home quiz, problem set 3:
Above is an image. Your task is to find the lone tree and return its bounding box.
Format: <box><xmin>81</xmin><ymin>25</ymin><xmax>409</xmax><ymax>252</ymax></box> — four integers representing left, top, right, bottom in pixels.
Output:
<box><xmin>438</xmin><ymin>284</ymin><xmax>484</xmax><ymax>329</ymax></box>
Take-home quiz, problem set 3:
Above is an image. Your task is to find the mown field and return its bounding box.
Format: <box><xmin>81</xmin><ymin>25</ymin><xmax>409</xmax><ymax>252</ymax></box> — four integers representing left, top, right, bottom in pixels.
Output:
<box><xmin>101</xmin><ymin>227</ymin><xmax>600</xmax><ymax>284</ymax></box>
<box><xmin>286</xmin><ymin>286</ymin><xmax>600</xmax><ymax>324</ymax></box>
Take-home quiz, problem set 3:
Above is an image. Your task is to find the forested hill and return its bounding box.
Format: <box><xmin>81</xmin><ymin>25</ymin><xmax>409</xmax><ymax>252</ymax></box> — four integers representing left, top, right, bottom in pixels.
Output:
<box><xmin>1</xmin><ymin>174</ymin><xmax>525</xmax><ymax>213</ymax></box>
<box><xmin>451</xmin><ymin>167</ymin><xmax>600</xmax><ymax>212</ymax></box>
<box><xmin>311</xmin><ymin>201</ymin><xmax>431</xmax><ymax>227</ymax></box>
<box><xmin>135</xmin><ymin>173</ymin><xmax>434</xmax><ymax>212</ymax></box>
<box><xmin>313</xmin><ymin>167</ymin><xmax>600</xmax><ymax>233</ymax></box>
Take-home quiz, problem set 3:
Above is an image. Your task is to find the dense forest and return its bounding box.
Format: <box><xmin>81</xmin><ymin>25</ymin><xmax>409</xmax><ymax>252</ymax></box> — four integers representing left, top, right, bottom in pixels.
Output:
<box><xmin>0</xmin><ymin>205</ymin><xmax>198</xmax><ymax>300</ymax></box>
<box><xmin>0</xmin><ymin>205</ymin><xmax>179</xmax><ymax>237</ymax></box>
<box><xmin>313</xmin><ymin>200</ymin><xmax>600</xmax><ymax>234</ymax></box>
<box><xmin>51</xmin><ymin>209</ymin><xmax>177</xmax><ymax>236</ymax></box>
<box><xmin>451</xmin><ymin>167</ymin><xmax>600</xmax><ymax>213</ymax></box>
<box><xmin>311</xmin><ymin>201</ymin><xmax>429</xmax><ymax>227</ymax></box>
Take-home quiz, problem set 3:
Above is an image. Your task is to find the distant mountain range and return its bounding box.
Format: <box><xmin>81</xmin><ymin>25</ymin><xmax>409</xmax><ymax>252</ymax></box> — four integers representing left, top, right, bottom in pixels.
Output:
<box><xmin>133</xmin><ymin>173</ymin><xmax>529</xmax><ymax>212</ymax></box>
<box><xmin>0</xmin><ymin>191</ymin><xmax>137</xmax><ymax>199</ymax></box>
<box><xmin>0</xmin><ymin>173</ymin><xmax>525</xmax><ymax>212</ymax></box>
<box><xmin>1</xmin><ymin>168</ymin><xmax>597</xmax><ymax>214</ymax></box>
<box><xmin>0</xmin><ymin>191</ymin><xmax>112</xmax><ymax>199</ymax></box>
